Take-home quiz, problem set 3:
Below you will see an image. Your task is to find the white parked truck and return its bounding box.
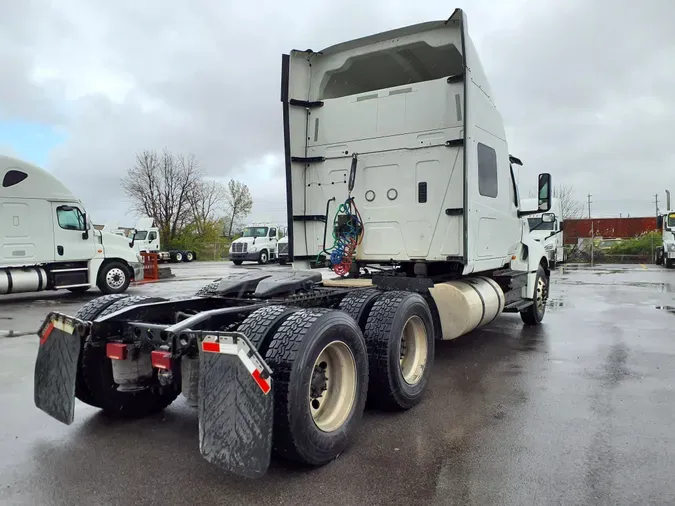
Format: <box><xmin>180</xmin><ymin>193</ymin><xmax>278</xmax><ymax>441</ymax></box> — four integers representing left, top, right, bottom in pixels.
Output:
<box><xmin>228</xmin><ymin>223</ymin><xmax>282</xmax><ymax>265</ymax></box>
<box><xmin>32</xmin><ymin>9</ymin><xmax>553</xmax><ymax>480</ymax></box>
<box><xmin>0</xmin><ymin>155</ymin><xmax>144</xmax><ymax>295</ymax></box>
<box><xmin>130</xmin><ymin>217</ymin><xmax>197</xmax><ymax>263</ymax></box>
<box><xmin>656</xmin><ymin>190</ymin><xmax>674</xmax><ymax>268</ymax></box>
<box><xmin>522</xmin><ymin>197</ymin><xmax>565</xmax><ymax>267</ymax></box>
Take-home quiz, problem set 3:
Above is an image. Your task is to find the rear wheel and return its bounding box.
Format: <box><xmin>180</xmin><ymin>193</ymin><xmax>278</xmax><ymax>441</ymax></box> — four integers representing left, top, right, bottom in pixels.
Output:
<box><xmin>81</xmin><ymin>295</ymin><xmax>179</xmax><ymax>418</ymax></box>
<box><xmin>666</xmin><ymin>259</ymin><xmax>675</xmax><ymax>269</ymax></box>
<box><xmin>232</xmin><ymin>260</ymin><xmax>243</xmax><ymax>266</ymax></box>
<box><xmin>520</xmin><ymin>265</ymin><xmax>548</xmax><ymax>325</ymax></box>
<box><xmin>237</xmin><ymin>305</ymin><xmax>299</xmax><ymax>354</ymax></box>
<box><xmin>265</xmin><ymin>309</ymin><xmax>368</xmax><ymax>466</ymax></box>
<box><xmin>73</xmin><ymin>294</ymin><xmax>130</xmax><ymax>407</ymax></box>
<box><xmin>338</xmin><ymin>289</ymin><xmax>382</xmax><ymax>329</ymax></box>
<box><xmin>173</xmin><ymin>251</ymin><xmax>184</xmax><ymax>262</ymax></box>
<box><xmin>363</xmin><ymin>291</ymin><xmax>435</xmax><ymax>411</ymax></box>
<box><xmin>185</xmin><ymin>251</ymin><xmax>195</xmax><ymax>262</ymax></box>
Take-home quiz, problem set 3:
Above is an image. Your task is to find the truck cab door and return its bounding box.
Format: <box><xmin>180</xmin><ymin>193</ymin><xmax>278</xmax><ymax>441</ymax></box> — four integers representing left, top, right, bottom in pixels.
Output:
<box><xmin>268</xmin><ymin>227</ymin><xmax>278</xmax><ymax>252</ymax></box>
<box><xmin>51</xmin><ymin>203</ymin><xmax>96</xmax><ymax>261</ymax></box>
<box><xmin>147</xmin><ymin>229</ymin><xmax>160</xmax><ymax>252</ymax></box>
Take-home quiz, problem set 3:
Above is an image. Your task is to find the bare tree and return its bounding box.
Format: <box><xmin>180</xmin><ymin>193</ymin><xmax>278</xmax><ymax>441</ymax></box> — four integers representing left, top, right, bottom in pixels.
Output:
<box><xmin>528</xmin><ymin>183</ymin><xmax>584</xmax><ymax>220</ymax></box>
<box><xmin>553</xmin><ymin>183</ymin><xmax>584</xmax><ymax>219</ymax></box>
<box><xmin>187</xmin><ymin>179</ymin><xmax>227</xmax><ymax>237</ymax></box>
<box><xmin>122</xmin><ymin>149</ymin><xmax>203</xmax><ymax>244</ymax></box>
<box><xmin>223</xmin><ymin>180</ymin><xmax>253</xmax><ymax>237</ymax></box>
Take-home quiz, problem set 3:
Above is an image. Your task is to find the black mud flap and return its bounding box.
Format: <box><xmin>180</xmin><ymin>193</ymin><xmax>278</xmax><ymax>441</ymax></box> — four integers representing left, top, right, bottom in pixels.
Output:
<box><xmin>34</xmin><ymin>312</ymin><xmax>87</xmax><ymax>425</ymax></box>
<box><xmin>195</xmin><ymin>331</ymin><xmax>274</xmax><ymax>479</ymax></box>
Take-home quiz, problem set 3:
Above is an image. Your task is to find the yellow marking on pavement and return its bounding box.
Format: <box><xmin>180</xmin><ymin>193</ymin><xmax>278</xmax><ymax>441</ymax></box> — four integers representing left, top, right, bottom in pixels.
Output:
<box><xmin>641</xmin><ymin>264</ymin><xmax>647</xmax><ymax>269</ymax></box>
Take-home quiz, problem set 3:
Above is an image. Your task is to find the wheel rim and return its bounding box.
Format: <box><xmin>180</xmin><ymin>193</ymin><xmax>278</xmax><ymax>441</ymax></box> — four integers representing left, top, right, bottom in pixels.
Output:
<box><xmin>399</xmin><ymin>315</ymin><xmax>428</xmax><ymax>385</ymax></box>
<box><xmin>536</xmin><ymin>276</ymin><xmax>547</xmax><ymax>314</ymax></box>
<box><xmin>176</xmin><ymin>253</ymin><xmax>182</xmax><ymax>261</ymax></box>
<box><xmin>309</xmin><ymin>341</ymin><xmax>357</xmax><ymax>433</ymax></box>
<box><xmin>187</xmin><ymin>252</ymin><xmax>193</xmax><ymax>260</ymax></box>
<box><xmin>106</xmin><ymin>268</ymin><xmax>126</xmax><ymax>289</ymax></box>
<box><xmin>261</xmin><ymin>252</ymin><xmax>267</xmax><ymax>263</ymax></box>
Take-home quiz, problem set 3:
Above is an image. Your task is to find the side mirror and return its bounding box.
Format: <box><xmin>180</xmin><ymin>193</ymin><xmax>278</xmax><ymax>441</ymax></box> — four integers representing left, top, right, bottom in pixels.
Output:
<box><xmin>657</xmin><ymin>215</ymin><xmax>663</xmax><ymax>229</ymax></box>
<box><xmin>542</xmin><ymin>213</ymin><xmax>555</xmax><ymax>223</ymax></box>
<box><xmin>537</xmin><ymin>173</ymin><xmax>552</xmax><ymax>212</ymax></box>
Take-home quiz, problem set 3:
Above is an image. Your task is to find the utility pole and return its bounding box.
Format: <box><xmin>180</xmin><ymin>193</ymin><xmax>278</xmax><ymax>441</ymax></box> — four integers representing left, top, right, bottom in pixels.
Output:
<box><xmin>654</xmin><ymin>193</ymin><xmax>660</xmax><ymax>217</ymax></box>
<box><xmin>587</xmin><ymin>194</ymin><xmax>592</xmax><ymax>218</ymax></box>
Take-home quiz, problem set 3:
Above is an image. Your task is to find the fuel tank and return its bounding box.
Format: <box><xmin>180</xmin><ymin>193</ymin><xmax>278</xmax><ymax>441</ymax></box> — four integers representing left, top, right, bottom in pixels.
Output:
<box><xmin>0</xmin><ymin>267</ymin><xmax>48</xmax><ymax>295</ymax></box>
<box><xmin>429</xmin><ymin>276</ymin><xmax>505</xmax><ymax>340</ymax></box>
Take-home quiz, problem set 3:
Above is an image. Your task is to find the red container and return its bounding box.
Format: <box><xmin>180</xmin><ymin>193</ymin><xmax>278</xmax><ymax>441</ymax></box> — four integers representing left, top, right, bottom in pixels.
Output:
<box><xmin>562</xmin><ymin>217</ymin><xmax>657</xmax><ymax>245</ymax></box>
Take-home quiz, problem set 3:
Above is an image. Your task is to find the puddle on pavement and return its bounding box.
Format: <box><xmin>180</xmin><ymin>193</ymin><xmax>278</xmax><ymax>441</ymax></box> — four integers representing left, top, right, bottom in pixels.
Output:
<box><xmin>655</xmin><ymin>306</ymin><xmax>675</xmax><ymax>314</ymax></box>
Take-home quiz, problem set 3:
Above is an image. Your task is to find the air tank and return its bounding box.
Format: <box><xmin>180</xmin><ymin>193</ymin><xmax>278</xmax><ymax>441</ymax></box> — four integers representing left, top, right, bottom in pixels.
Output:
<box><xmin>0</xmin><ymin>267</ymin><xmax>48</xmax><ymax>295</ymax></box>
<box><xmin>429</xmin><ymin>276</ymin><xmax>505</xmax><ymax>340</ymax></box>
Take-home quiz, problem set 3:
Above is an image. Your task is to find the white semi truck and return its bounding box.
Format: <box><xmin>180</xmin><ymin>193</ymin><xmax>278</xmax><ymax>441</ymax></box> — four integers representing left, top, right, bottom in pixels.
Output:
<box><xmin>129</xmin><ymin>217</ymin><xmax>197</xmax><ymax>263</ymax></box>
<box><xmin>33</xmin><ymin>9</ymin><xmax>553</xmax><ymax>479</ymax></box>
<box><xmin>656</xmin><ymin>190</ymin><xmax>675</xmax><ymax>268</ymax></box>
<box><xmin>522</xmin><ymin>197</ymin><xmax>565</xmax><ymax>267</ymax></box>
<box><xmin>0</xmin><ymin>155</ymin><xmax>144</xmax><ymax>295</ymax></box>
<box><xmin>228</xmin><ymin>223</ymin><xmax>282</xmax><ymax>265</ymax></box>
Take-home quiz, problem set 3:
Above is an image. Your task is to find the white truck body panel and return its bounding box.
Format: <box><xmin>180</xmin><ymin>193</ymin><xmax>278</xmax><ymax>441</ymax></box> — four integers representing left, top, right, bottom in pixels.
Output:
<box><xmin>283</xmin><ymin>10</ymin><xmax>545</xmax><ymax>276</ymax></box>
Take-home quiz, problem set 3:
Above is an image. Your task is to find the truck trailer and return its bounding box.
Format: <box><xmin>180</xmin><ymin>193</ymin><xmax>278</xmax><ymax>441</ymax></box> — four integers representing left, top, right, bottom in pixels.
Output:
<box><xmin>1</xmin><ymin>156</ymin><xmax>144</xmax><ymax>295</ymax></box>
<box><xmin>33</xmin><ymin>9</ymin><xmax>553</xmax><ymax>479</ymax></box>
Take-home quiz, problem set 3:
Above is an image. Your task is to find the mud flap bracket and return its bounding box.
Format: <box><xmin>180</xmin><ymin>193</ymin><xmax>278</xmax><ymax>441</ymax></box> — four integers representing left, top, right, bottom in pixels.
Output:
<box><xmin>195</xmin><ymin>331</ymin><xmax>274</xmax><ymax>479</ymax></box>
<box><xmin>34</xmin><ymin>312</ymin><xmax>88</xmax><ymax>425</ymax></box>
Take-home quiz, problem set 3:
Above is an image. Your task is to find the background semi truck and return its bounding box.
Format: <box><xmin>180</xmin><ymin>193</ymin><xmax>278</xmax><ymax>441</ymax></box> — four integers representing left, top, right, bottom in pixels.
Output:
<box><xmin>522</xmin><ymin>197</ymin><xmax>565</xmax><ymax>267</ymax></box>
<box><xmin>1</xmin><ymin>156</ymin><xmax>144</xmax><ymax>295</ymax></box>
<box><xmin>130</xmin><ymin>217</ymin><xmax>197</xmax><ymax>263</ymax></box>
<box><xmin>656</xmin><ymin>190</ymin><xmax>674</xmax><ymax>267</ymax></box>
<box><xmin>33</xmin><ymin>9</ymin><xmax>553</xmax><ymax>479</ymax></box>
<box><xmin>228</xmin><ymin>223</ymin><xmax>283</xmax><ymax>265</ymax></box>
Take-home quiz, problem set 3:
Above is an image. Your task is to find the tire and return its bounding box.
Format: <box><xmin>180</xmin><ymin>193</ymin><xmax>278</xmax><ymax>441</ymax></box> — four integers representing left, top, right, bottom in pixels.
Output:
<box><xmin>666</xmin><ymin>259</ymin><xmax>674</xmax><ymax>269</ymax></box>
<box><xmin>195</xmin><ymin>279</ymin><xmax>222</xmax><ymax>297</ymax></box>
<box><xmin>97</xmin><ymin>295</ymin><xmax>167</xmax><ymax>319</ymax></box>
<box><xmin>338</xmin><ymin>289</ymin><xmax>382</xmax><ymax>329</ymax></box>
<box><xmin>363</xmin><ymin>291</ymin><xmax>435</xmax><ymax>411</ymax></box>
<box><xmin>174</xmin><ymin>251</ymin><xmax>184</xmax><ymax>262</ymax></box>
<box><xmin>232</xmin><ymin>260</ymin><xmax>243</xmax><ymax>266</ymax></box>
<box><xmin>279</xmin><ymin>258</ymin><xmax>287</xmax><ymax>266</ymax></box>
<box><xmin>236</xmin><ymin>305</ymin><xmax>299</xmax><ymax>354</ymax></box>
<box><xmin>185</xmin><ymin>251</ymin><xmax>195</xmax><ymax>262</ymax></box>
<box><xmin>520</xmin><ymin>265</ymin><xmax>548</xmax><ymax>325</ymax></box>
<box><xmin>67</xmin><ymin>286</ymin><xmax>90</xmax><ymax>294</ymax></box>
<box><xmin>81</xmin><ymin>295</ymin><xmax>179</xmax><ymax>418</ymax></box>
<box><xmin>97</xmin><ymin>261</ymin><xmax>131</xmax><ymax>294</ymax></box>
<box><xmin>73</xmin><ymin>294</ymin><xmax>131</xmax><ymax>407</ymax></box>
<box><xmin>265</xmin><ymin>308</ymin><xmax>369</xmax><ymax>466</ymax></box>
<box><xmin>258</xmin><ymin>250</ymin><xmax>269</xmax><ymax>265</ymax></box>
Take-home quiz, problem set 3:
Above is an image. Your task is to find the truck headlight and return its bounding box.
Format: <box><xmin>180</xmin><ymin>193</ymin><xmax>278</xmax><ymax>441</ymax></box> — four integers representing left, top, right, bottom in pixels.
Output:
<box><xmin>249</xmin><ymin>245</ymin><xmax>258</xmax><ymax>253</ymax></box>
<box><xmin>544</xmin><ymin>243</ymin><xmax>554</xmax><ymax>251</ymax></box>
<box><xmin>668</xmin><ymin>243</ymin><xmax>675</xmax><ymax>252</ymax></box>
<box><xmin>137</xmin><ymin>253</ymin><xmax>143</xmax><ymax>262</ymax></box>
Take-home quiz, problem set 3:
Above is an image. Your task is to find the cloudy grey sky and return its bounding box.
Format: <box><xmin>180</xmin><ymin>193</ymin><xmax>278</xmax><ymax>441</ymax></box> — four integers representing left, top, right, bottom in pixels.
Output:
<box><xmin>1</xmin><ymin>0</ymin><xmax>673</xmax><ymax>224</ymax></box>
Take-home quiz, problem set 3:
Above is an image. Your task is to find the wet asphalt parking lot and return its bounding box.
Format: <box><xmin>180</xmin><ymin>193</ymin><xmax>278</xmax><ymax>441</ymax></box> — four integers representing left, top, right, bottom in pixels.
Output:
<box><xmin>1</xmin><ymin>261</ymin><xmax>675</xmax><ymax>506</ymax></box>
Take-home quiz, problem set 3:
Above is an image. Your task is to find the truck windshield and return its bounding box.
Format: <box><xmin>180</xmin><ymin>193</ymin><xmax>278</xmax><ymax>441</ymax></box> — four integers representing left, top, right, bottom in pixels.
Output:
<box><xmin>242</xmin><ymin>227</ymin><xmax>268</xmax><ymax>238</ymax></box>
<box><xmin>527</xmin><ymin>217</ymin><xmax>554</xmax><ymax>231</ymax></box>
<box><xmin>134</xmin><ymin>231</ymin><xmax>148</xmax><ymax>240</ymax></box>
